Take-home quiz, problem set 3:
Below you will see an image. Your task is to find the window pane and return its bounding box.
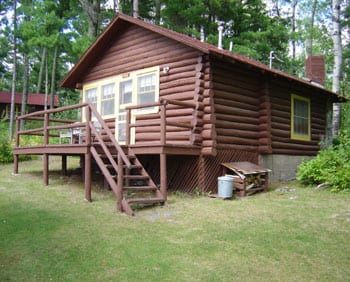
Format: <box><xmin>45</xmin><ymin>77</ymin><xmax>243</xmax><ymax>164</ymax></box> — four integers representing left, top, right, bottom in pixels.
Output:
<box><xmin>86</xmin><ymin>88</ymin><xmax>97</xmax><ymax>110</ymax></box>
<box><xmin>137</xmin><ymin>74</ymin><xmax>155</xmax><ymax>105</ymax></box>
<box><xmin>120</xmin><ymin>80</ymin><xmax>132</xmax><ymax>104</ymax></box>
<box><xmin>101</xmin><ymin>83</ymin><xmax>115</xmax><ymax>116</ymax></box>
<box><xmin>293</xmin><ymin>98</ymin><xmax>309</xmax><ymax>136</ymax></box>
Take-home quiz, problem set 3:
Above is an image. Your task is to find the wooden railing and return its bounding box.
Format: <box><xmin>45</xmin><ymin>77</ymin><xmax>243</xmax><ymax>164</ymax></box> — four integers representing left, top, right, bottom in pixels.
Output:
<box><xmin>125</xmin><ymin>99</ymin><xmax>196</xmax><ymax>146</ymax></box>
<box><xmin>15</xmin><ymin>103</ymin><xmax>87</xmax><ymax>148</ymax></box>
<box><xmin>15</xmin><ymin>103</ymin><xmax>131</xmax><ymax>168</ymax></box>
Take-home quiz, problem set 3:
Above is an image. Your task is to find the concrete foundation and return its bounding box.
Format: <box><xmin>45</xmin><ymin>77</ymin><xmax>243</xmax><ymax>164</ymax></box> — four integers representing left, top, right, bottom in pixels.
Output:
<box><xmin>259</xmin><ymin>154</ymin><xmax>313</xmax><ymax>183</ymax></box>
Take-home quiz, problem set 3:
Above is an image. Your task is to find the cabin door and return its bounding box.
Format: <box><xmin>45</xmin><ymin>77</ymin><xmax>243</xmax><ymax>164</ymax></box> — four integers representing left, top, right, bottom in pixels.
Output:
<box><xmin>116</xmin><ymin>79</ymin><xmax>134</xmax><ymax>144</ymax></box>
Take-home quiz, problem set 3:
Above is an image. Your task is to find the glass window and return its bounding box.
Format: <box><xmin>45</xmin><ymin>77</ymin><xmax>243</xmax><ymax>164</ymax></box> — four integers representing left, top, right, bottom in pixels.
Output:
<box><xmin>137</xmin><ymin>74</ymin><xmax>155</xmax><ymax>105</ymax></box>
<box><xmin>291</xmin><ymin>94</ymin><xmax>310</xmax><ymax>141</ymax></box>
<box><xmin>101</xmin><ymin>83</ymin><xmax>115</xmax><ymax>116</ymax></box>
<box><xmin>86</xmin><ymin>88</ymin><xmax>98</xmax><ymax>110</ymax></box>
<box><xmin>119</xmin><ymin>80</ymin><xmax>132</xmax><ymax>105</ymax></box>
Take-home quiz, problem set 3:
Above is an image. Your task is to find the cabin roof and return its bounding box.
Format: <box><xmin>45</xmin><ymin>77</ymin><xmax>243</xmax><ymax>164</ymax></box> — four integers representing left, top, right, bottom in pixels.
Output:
<box><xmin>60</xmin><ymin>13</ymin><xmax>342</xmax><ymax>101</ymax></box>
<box><xmin>0</xmin><ymin>92</ymin><xmax>59</xmax><ymax>107</ymax></box>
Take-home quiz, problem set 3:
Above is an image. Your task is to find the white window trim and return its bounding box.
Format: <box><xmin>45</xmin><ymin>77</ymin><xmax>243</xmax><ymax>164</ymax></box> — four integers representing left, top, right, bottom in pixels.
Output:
<box><xmin>82</xmin><ymin>66</ymin><xmax>160</xmax><ymax>143</ymax></box>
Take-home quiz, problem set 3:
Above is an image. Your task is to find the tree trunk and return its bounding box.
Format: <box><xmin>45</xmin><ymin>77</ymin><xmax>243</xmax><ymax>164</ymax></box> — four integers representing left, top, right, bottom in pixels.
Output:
<box><xmin>332</xmin><ymin>0</ymin><xmax>342</xmax><ymax>137</ymax></box>
<box><xmin>305</xmin><ymin>0</ymin><xmax>318</xmax><ymax>58</ymax></box>
<box><xmin>37</xmin><ymin>47</ymin><xmax>47</xmax><ymax>94</ymax></box>
<box><xmin>133</xmin><ymin>0</ymin><xmax>139</xmax><ymax>18</ymax></box>
<box><xmin>291</xmin><ymin>0</ymin><xmax>298</xmax><ymax>61</ymax></box>
<box><xmin>20</xmin><ymin>53</ymin><xmax>29</xmax><ymax>130</ymax></box>
<box><xmin>79</xmin><ymin>0</ymin><xmax>100</xmax><ymax>37</ymax></box>
<box><xmin>155</xmin><ymin>0</ymin><xmax>161</xmax><ymax>24</ymax></box>
<box><xmin>50</xmin><ymin>46</ymin><xmax>58</xmax><ymax>109</ymax></box>
<box><xmin>9</xmin><ymin>0</ymin><xmax>17</xmax><ymax>141</ymax></box>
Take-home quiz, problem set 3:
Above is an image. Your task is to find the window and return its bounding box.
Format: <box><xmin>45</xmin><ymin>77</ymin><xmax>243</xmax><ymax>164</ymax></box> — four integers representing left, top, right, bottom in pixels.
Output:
<box><xmin>138</xmin><ymin>74</ymin><xmax>155</xmax><ymax>104</ymax></box>
<box><xmin>101</xmin><ymin>83</ymin><xmax>115</xmax><ymax>116</ymax></box>
<box><xmin>86</xmin><ymin>87</ymin><xmax>98</xmax><ymax>110</ymax></box>
<box><xmin>82</xmin><ymin>66</ymin><xmax>159</xmax><ymax>143</ymax></box>
<box><xmin>291</xmin><ymin>94</ymin><xmax>311</xmax><ymax>141</ymax></box>
<box><xmin>119</xmin><ymin>80</ymin><xmax>132</xmax><ymax>105</ymax></box>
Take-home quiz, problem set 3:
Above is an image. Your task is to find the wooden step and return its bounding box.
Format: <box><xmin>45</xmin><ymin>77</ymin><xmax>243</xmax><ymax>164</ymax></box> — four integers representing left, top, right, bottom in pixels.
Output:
<box><xmin>123</xmin><ymin>175</ymin><xmax>149</xmax><ymax>180</ymax></box>
<box><xmin>123</xmin><ymin>185</ymin><xmax>157</xmax><ymax>191</ymax></box>
<box><xmin>105</xmin><ymin>164</ymin><xmax>141</xmax><ymax>169</ymax></box>
<box><xmin>127</xmin><ymin>197</ymin><xmax>165</xmax><ymax>205</ymax></box>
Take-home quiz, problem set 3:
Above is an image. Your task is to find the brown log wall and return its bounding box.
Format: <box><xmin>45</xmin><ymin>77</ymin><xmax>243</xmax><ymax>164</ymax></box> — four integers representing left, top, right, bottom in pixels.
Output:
<box><xmin>211</xmin><ymin>59</ymin><xmax>261</xmax><ymax>152</ymax></box>
<box><xmin>269</xmin><ymin>80</ymin><xmax>327</xmax><ymax>155</ymax></box>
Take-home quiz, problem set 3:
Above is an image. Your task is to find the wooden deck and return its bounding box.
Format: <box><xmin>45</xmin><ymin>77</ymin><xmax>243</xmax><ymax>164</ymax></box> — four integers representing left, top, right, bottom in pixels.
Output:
<box><xmin>13</xmin><ymin>102</ymin><xmax>201</xmax><ymax>215</ymax></box>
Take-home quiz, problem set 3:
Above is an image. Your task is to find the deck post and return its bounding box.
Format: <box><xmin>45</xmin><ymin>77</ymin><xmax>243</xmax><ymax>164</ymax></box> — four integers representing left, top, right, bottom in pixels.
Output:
<box><xmin>84</xmin><ymin>105</ymin><xmax>92</xmax><ymax>202</ymax></box>
<box><xmin>44</xmin><ymin>113</ymin><xmax>49</xmax><ymax>145</ymax></box>
<box><xmin>62</xmin><ymin>155</ymin><xmax>67</xmax><ymax>176</ymax></box>
<box><xmin>126</xmin><ymin>109</ymin><xmax>131</xmax><ymax>146</ymax></box>
<box><xmin>117</xmin><ymin>154</ymin><xmax>123</xmax><ymax>212</ymax></box>
<box><xmin>14</xmin><ymin>118</ymin><xmax>20</xmax><ymax>174</ymax></box>
<box><xmin>14</xmin><ymin>155</ymin><xmax>19</xmax><ymax>174</ymax></box>
<box><xmin>43</xmin><ymin>113</ymin><xmax>49</xmax><ymax>185</ymax></box>
<box><xmin>84</xmin><ymin>152</ymin><xmax>92</xmax><ymax>202</ymax></box>
<box><xmin>43</xmin><ymin>154</ymin><xmax>49</xmax><ymax>186</ymax></box>
<box><xmin>160</xmin><ymin>152</ymin><xmax>167</xmax><ymax>201</ymax></box>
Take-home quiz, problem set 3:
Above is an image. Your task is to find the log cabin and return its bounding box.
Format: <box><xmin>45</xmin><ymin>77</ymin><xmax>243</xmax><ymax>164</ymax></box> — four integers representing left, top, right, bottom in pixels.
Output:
<box><xmin>13</xmin><ymin>13</ymin><xmax>343</xmax><ymax>215</ymax></box>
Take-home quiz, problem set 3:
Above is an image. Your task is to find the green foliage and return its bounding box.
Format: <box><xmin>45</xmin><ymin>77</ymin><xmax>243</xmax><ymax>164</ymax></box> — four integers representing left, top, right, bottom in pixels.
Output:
<box><xmin>0</xmin><ymin>142</ymin><xmax>13</xmax><ymax>163</ymax></box>
<box><xmin>297</xmin><ymin>134</ymin><xmax>350</xmax><ymax>192</ymax></box>
<box><xmin>0</xmin><ymin>122</ymin><xmax>38</xmax><ymax>163</ymax></box>
<box><xmin>162</xmin><ymin>0</ymin><xmax>290</xmax><ymax>67</ymax></box>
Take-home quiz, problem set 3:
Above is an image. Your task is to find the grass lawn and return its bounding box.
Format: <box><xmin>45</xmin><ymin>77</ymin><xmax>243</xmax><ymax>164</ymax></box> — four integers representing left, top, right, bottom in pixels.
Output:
<box><xmin>1</xmin><ymin>157</ymin><xmax>350</xmax><ymax>282</ymax></box>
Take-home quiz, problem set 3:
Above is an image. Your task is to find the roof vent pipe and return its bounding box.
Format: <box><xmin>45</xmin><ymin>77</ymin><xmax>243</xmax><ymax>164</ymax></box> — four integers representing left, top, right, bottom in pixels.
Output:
<box><xmin>218</xmin><ymin>25</ymin><xmax>223</xmax><ymax>50</ymax></box>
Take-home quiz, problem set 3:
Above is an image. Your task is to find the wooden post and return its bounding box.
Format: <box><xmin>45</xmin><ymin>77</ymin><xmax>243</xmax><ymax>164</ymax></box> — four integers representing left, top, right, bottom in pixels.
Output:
<box><xmin>117</xmin><ymin>154</ymin><xmax>123</xmax><ymax>212</ymax></box>
<box><xmin>62</xmin><ymin>155</ymin><xmax>67</xmax><ymax>176</ymax></box>
<box><xmin>160</xmin><ymin>153</ymin><xmax>167</xmax><ymax>201</ymax></box>
<box><xmin>84</xmin><ymin>105</ymin><xmax>92</xmax><ymax>202</ymax></box>
<box><xmin>14</xmin><ymin>118</ymin><xmax>20</xmax><ymax>174</ymax></box>
<box><xmin>43</xmin><ymin>113</ymin><xmax>49</xmax><ymax>145</ymax></box>
<box><xmin>126</xmin><ymin>109</ymin><xmax>131</xmax><ymax>146</ymax></box>
<box><xmin>43</xmin><ymin>153</ymin><xmax>49</xmax><ymax>186</ymax></box>
<box><xmin>84</xmin><ymin>152</ymin><xmax>92</xmax><ymax>202</ymax></box>
<box><xmin>85</xmin><ymin>106</ymin><xmax>91</xmax><ymax>146</ymax></box>
<box><xmin>14</xmin><ymin>155</ymin><xmax>18</xmax><ymax>175</ymax></box>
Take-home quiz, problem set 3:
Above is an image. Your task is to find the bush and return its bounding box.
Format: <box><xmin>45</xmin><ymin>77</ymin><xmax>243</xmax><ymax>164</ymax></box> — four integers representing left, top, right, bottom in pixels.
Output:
<box><xmin>0</xmin><ymin>122</ymin><xmax>37</xmax><ymax>164</ymax></box>
<box><xmin>297</xmin><ymin>134</ymin><xmax>350</xmax><ymax>192</ymax></box>
<box><xmin>0</xmin><ymin>142</ymin><xmax>14</xmax><ymax>163</ymax></box>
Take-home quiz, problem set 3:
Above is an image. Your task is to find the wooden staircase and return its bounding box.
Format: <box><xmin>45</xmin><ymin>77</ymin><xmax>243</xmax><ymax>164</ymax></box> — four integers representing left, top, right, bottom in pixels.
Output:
<box><xmin>88</xmin><ymin>109</ymin><xmax>165</xmax><ymax>216</ymax></box>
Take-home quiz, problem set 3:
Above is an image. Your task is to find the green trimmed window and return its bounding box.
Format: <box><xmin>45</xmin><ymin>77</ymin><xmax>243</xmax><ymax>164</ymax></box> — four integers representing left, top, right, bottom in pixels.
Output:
<box><xmin>291</xmin><ymin>94</ymin><xmax>311</xmax><ymax>141</ymax></box>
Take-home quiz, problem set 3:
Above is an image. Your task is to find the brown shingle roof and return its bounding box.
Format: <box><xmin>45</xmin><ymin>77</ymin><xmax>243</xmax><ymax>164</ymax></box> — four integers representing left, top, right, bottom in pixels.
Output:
<box><xmin>60</xmin><ymin>13</ymin><xmax>341</xmax><ymax>100</ymax></box>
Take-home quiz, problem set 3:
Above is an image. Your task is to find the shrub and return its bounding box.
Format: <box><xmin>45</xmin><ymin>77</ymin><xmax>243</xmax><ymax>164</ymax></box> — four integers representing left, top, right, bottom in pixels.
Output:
<box><xmin>297</xmin><ymin>134</ymin><xmax>350</xmax><ymax>192</ymax></box>
<box><xmin>0</xmin><ymin>122</ymin><xmax>38</xmax><ymax>164</ymax></box>
<box><xmin>0</xmin><ymin>142</ymin><xmax>14</xmax><ymax>163</ymax></box>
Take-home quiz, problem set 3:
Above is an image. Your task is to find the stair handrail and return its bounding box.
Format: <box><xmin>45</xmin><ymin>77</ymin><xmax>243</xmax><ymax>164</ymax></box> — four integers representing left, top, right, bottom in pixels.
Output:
<box><xmin>88</xmin><ymin>104</ymin><xmax>131</xmax><ymax>169</ymax></box>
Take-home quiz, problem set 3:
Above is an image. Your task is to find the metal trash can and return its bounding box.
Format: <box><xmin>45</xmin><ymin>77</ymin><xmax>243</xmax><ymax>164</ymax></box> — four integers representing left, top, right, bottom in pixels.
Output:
<box><xmin>218</xmin><ymin>175</ymin><xmax>234</xmax><ymax>198</ymax></box>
